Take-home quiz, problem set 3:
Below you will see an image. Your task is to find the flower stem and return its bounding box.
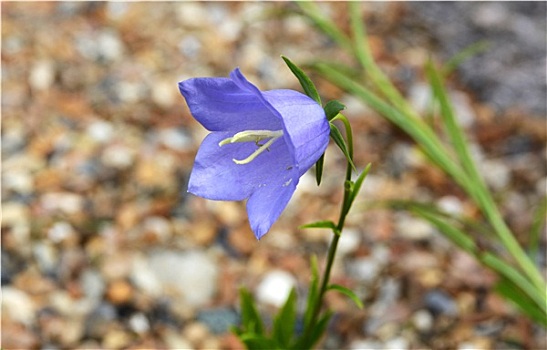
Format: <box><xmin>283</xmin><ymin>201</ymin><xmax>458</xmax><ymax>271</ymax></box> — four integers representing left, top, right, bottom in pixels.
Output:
<box><xmin>304</xmin><ymin>114</ymin><xmax>355</xmax><ymax>346</ymax></box>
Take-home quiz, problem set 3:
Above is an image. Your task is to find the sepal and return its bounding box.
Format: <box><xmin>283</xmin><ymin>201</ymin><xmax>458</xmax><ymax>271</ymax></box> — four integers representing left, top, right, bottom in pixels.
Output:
<box><xmin>281</xmin><ymin>55</ymin><xmax>322</xmax><ymax>105</ymax></box>
<box><xmin>324</xmin><ymin>100</ymin><xmax>346</xmax><ymax>121</ymax></box>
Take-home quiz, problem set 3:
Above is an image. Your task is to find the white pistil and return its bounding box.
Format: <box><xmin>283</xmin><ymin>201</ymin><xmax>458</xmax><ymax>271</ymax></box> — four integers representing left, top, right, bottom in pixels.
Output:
<box><xmin>218</xmin><ymin>129</ymin><xmax>284</xmax><ymax>165</ymax></box>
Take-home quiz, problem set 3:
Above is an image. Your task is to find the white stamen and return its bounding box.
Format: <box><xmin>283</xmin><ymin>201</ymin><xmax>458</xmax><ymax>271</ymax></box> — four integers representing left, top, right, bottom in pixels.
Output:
<box><xmin>218</xmin><ymin>130</ymin><xmax>283</xmax><ymax>146</ymax></box>
<box><xmin>218</xmin><ymin>129</ymin><xmax>284</xmax><ymax>165</ymax></box>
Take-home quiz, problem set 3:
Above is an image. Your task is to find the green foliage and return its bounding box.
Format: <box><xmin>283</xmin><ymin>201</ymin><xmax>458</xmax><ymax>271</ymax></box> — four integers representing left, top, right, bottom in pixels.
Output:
<box><xmin>233</xmin><ymin>258</ymin><xmax>337</xmax><ymax>350</ymax></box>
<box><xmin>237</xmin><ymin>287</ymin><xmax>264</xmax><ymax>336</ymax></box>
<box><xmin>295</xmin><ymin>1</ymin><xmax>547</xmax><ymax>326</ymax></box>
<box><xmin>324</xmin><ymin>100</ymin><xmax>346</xmax><ymax>121</ymax></box>
<box><xmin>272</xmin><ymin>288</ymin><xmax>298</xmax><ymax>347</ymax></box>
<box><xmin>282</xmin><ymin>55</ymin><xmax>321</xmax><ymax>105</ymax></box>
<box><xmin>314</xmin><ymin>153</ymin><xmax>325</xmax><ymax>186</ymax></box>
<box><xmin>329</xmin><ymin>122</ymin><xmax>357</xmax><ymax>172</ymax></box>
<box><xmin>327</xmin><ymin>284</ymin><xmax>364</xmax><ymax>309</ymax></box>
<box><xmin>300</xmin><ymin>220</ymin><xmax>339</xmax><ymax>235</ymax></box>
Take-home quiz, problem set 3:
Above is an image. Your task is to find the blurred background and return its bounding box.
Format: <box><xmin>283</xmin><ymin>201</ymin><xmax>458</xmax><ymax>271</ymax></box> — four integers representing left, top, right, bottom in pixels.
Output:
<box><xmin>2</xmin><ymin>2</ymin><xmax>545</xmax><ymax>349</ymax></box>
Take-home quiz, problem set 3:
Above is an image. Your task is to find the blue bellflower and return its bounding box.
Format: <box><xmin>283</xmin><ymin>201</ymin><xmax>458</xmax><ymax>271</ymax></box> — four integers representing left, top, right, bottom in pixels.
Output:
<box><xmin>179</xmin><ymin>68</ymin><xmax>329</xmax><ymax>239</ymax></box>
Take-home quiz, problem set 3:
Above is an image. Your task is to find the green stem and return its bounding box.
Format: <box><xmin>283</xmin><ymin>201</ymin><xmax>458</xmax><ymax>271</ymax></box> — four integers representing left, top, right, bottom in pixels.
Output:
<box><xmin>304</xmin><ymin>115</ymin><xmax>355</xmax><ymax>345</ymax></box>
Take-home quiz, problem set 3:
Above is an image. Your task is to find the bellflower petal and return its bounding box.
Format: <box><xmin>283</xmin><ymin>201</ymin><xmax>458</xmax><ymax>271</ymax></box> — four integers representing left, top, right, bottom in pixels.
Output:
<box><xmin>178</xmin><ymin>77</ymin><xmax>281</xmax><ymax>132</ymax></box>
<box><xmin>179</xmin><ymin>68</ymin><xmax>329</xmax><ymax>239</ymax></box>
<box><xmin>188</xmin><ymin>132</ymin><xmax>298</xmax><ymax>202</ymax></box>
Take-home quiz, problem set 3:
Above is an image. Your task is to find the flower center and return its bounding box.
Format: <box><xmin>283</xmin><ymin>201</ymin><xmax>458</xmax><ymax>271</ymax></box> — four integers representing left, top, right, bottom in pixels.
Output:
<box><xmin>219</xmin><ymin>129</ymin><xmax>284</xmax><ymax>164</ymax></box>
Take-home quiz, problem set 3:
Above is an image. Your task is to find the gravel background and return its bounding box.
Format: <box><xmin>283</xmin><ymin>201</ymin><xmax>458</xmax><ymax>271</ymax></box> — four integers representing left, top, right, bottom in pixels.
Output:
<box><xmin>2</xmin><ymin>2</ymin><xmax>546</xmax><ymax>349</ymax></box>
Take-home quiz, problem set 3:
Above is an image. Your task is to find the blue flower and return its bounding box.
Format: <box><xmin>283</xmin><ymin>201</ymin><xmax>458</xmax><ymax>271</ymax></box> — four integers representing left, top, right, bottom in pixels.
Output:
<box><xmin>179</xmin><ymin>68</ymin><xmax>329</xmax><ymax>239</ymax></box>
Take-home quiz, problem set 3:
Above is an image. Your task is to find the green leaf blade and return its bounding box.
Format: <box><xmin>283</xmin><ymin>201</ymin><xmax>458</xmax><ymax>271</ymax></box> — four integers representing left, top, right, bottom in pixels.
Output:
<box><xmin>327</xmin><ymin>284</ymin><xmax>364</xmax><ymax>309</ymax></box>
<box><xmin>272</xmin><ymin>288</ymin><xmax>298</xmax><ymax>347</ymax></box>
<box><xmin>238</xmin><ymin>287</ymin><xmax>265</xmax><ymax>335</ymax></box>
<box><xmin>300</xmin><ymin>220</ymin><xmax>338</xmax><ymax>234</ymax></box>
<box><xmin>281</xmin><ymin>55</ymin><xmax>321</xmax><ymax>105</ymax></box>
<box><xmin>324</xmin><ymin>100</ymin><xmax>346</xmax><ymax>121</ymax></box>
<box><xmin>329</xmin><ymin>122</ymin><xmax>357</xmax><ymax>172</ymax></box>
<box><xmin>315</xmin><ymin>153</ymin><xmax>325</xmax><ymax>186</ymax></box>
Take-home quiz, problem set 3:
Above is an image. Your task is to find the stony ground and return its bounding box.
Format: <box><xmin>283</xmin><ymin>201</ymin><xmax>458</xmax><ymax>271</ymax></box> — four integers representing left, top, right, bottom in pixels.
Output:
<box><xmin>2</xmin><ymin>2</ymin><xmax>546</xmax><ymax>350</ymax></box>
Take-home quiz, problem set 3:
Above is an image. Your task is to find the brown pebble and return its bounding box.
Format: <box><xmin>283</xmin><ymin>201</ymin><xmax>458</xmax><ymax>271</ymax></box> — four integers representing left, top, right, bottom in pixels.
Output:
<box><xmin>106</xmin><ymin>279</ymin><xmax>134</xmax><ymax>305</ymax></box>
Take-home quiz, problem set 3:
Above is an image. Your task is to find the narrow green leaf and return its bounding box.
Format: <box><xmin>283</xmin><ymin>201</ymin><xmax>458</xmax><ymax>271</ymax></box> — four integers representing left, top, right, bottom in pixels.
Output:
<box><xmin>481</xmin><ymin>253</ymin><xmax>546</xmax><ymax>312</ymax></box>
<box><xmin>327</xmin><ymin>284</ymin><xmax>363</xmax><ymax>309</ymax></box>
<box><xmin>312</xmin><ymin>61</ymin><xmax>468</xmax><ymax>189</ymax></box>
<box><xmin>304</xmin><ymin>310</ymin><xmax>333</xmax><ymax>349</ymax></box>
<box><xmin>239</xmin><ymin>333</ymin><xmax>282</xmax><ymax>350</ymax></box>
<box><xmin>411</xmin><ymin>205</ymin><xmax>546</xmax><ymax>310</ymax></box>
<box><xmin>273</xmin><ymin>288</ymin><xmax>297</xmax><ymax>347</ymax></box>
<box><xmin>324</xmin><ymin>100</ymin><xmax>346</xmax><ymax>121</ymax></box>
<box><xmin>239</xmin><ymin>287</ymin><xmax>264</xmax><ymax>335</ymax></box>
<box><xmin>442</xmin><ymin>40</ymin><xmax>490</xmax><ymax>76</ymax></box>
<box><xmin>528</xmin><ymin>196</ymin><xmax>547</xmax><ymax>258</ymax></box>
<box><xmin>495</xmin><ymin>278</ymin><xmax>547</xmax><ymax>327</ymax></box>
<box><xmin>315</xmin><ymin>153</ymin><xmax>325</xmax><ymax>186</ymax></box>
<box><xmin>410</xmin><ymin>205</ymin><xmax>477</xmax><ymax>254</ymax></box>
<box><xmin>329</xmin><ymin>123</ymin><xmax>356</xmax><ymax>172</ymax></box>
<box><xmin>295</xmin><ymin>2</ymin><xmax>352</xmax><ymax>53</ymax></box>
<box><xmin>303</xmin><ymin>255</ymin><xmax>320</xmax><ymax>329</ymax></box>
<box><xmin>281</xmin><ymin>55</ymin><xmax>321</xmax><ymax>105</ymax></box>
<box><xmin>348</xmin><ymin>163</ymin><xmax>372</xmax><ymax>208</ymax></box>
<box><xmin>427</xmin><ymin>61</ymin><xmax>545</xmax><ymax>292</ymax></box>
<box><xmin>300</xmin><ymin>220</ymin><xmax>338</xmax><ymax>234</ymax></box>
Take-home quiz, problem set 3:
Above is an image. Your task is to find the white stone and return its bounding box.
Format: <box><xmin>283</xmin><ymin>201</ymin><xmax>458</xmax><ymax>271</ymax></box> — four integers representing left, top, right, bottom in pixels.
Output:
<box><xmin>101</xmin><ymin>144</ymin><xmax>135</xmax><ymax>169</ymax></box>
<box><xmin>349</xmin><ymin>339</ymin><xmax>382</xmax><ymax>350</ymax></box>
<box><xmin>437</xmin><ymin>195</ymin><xmax>464</xmax><ymax>215</ymax></box>
<box><xmin>129</xmin><ymin>313</ymin><xmax>150</xmax><ymax>334</ymax></box>
<box><xmin>116</xmin><ymin>81</ymin><xmax>144</xmax><ymax>103</ymax></box>
<box><xmin>80</xmin><ymin>268</ymin><xmax>106</xmax><ymax>303</ymax></box>
<box><xmin>348</xmin><ymin>257</ymin><xmax>381</xmax><ymax>283</ymax></box>
<box><xmin>256</xmin><ymin>270</ymin><xmax>297</xmax><ymax>307</ymax></box>
<box><xmin>149</xmin><ymin>250</ymin><xmax>218</xmax><ymax>307</ymax></box>
<box><xmin>41</xmin><ymin>192</ymin><xmax>84</xmax><ymax>214</ymax></box>
<box><xmin>481</xmin><ymin>159</ymin><xmax>511</xmax><ymax>190</ymax></box>
<box><xmin>47</xmin><ymin>221</ymin><xmax>75</xmax><ymax>243</ymax></box>
<box><xmin>158</xmin><ymin>128</ymin><xmax>193</xmax><ymax>152</ymax></box>
<box><xmin>3</xmin><ymin>170</ymin><xmax>33</xmax><ymax>194</ymax></box>
<box><xmin>177</xmin><ymin>2</ymin><xmax>208</xmax><ymax>27</ymax></box>
<box><xmin>337</xmin><ymin>228</ymin><xmax>361</xmax><ymax>256</ymax></box>
<box><xmin>87</xmin><ymin>120</ymin><xmax>115</xmax><ymax>143</ymax></box>
<box><xmin>33</xmin><ymin>242</ymin><xmax>58</xmax><ymax>272</ymax></box>
<box><xmin>408</xmin><ymin>82</ymin><xmax>431</xmax><ymax>114</ymax></box>
<box><xmin>396</xmin><ymin>214</ymin><xmax>435</xmax><ymax>240</ymax></box>
<box><xmin>2</xmin><ymin>287</ymin><xmax>36</xmax><ymax>326</ymax></box>
<box><xmin>29</xmin><ymin>60</ymin><xmax>55</xmax><ymax>91</ymax></box>
<box><xmin>385</xmin><ymin>336</ymin><xmax>409</xmax><ymax>350</ymax></box>
<box><xmin>98</xmin><ymin>30</ymin><xmax>124</xmax><ymax>61</ymax></box>
<box><xmin>450</xmin><ymin>90</ymin><xmax>475</xmax><ymax>128</ymax></box>
<box><xmin>412</xmin><ymin>309</ymin><xmax>433</xmax><ymax>331</ymax></box>
<box><xmin>131</xmin><ymin>254</ymin><xmax>162</xmax><ymax>297</ymax></box>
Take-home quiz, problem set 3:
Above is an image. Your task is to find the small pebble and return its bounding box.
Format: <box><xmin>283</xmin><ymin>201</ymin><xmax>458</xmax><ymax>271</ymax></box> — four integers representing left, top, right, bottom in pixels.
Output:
<box><xmin>29</xmin><ymin>60</ymin><xmax>55</xmax><ymax>91</ymax></box>
<box><xmin>337</xmin><ymin>228</ymin><xmax>361</xmax><ymax>256</ymax></box>
<box><xmin>41</xmin><ymin>192</ymin><xmax>84</xmax><ymax>215</ymax></box>
<box><xmin>256</xmin><ymin>269</ymin><xmax>297</xmax><ymax>307</ymax></box>
<box><xmin>2</xmin><ymin>287</ymin><xmax>36</xmax><ymax>326</ymax></box>
<box><xmin>128</xmin><ymin>313</ymin><xmax>150</xmax><ymax>334</ymax></box>
<box><xmin>424</xmin><ymin>289</ymin><xmax>458</xmax><ymax>317</ymax></box>
<box><xmin>395</xmin><ymin>214</ymin><xmax>435</xmax><ymax>241</ymax></box>
<box><xmin>196</xmin><ymin>308</ymin><xmax>239</xmax><ymax>334</ymax></box>
<box><xmin>157</xmin><ymin>128</ymin><xmax>193</xmax><ymax>152</ymax></box>
<box><xmin>87</xmin><ymin>121</ymin><xmax>115</xmax><ymax>144</ymax></box>
<box><xmin>149</xmin><ymin>250</ymin><xmax>218</xmax><ymax>307</ymax></box>
<box><xmin>412</xmin><ymin>309</ymin><xmax>433</xmax><ymax>332</ymax></box>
